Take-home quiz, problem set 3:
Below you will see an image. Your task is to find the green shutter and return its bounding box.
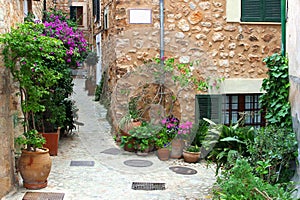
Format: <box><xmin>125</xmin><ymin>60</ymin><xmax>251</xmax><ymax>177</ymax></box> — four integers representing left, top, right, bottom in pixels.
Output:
<box><xmin>264</xmin><ymin>0</ymin><xmax>281</xmax><ymax>22</ymax></box>
<box><xmin>96</xmin><ymin>0</ymin><xmax>100</xmax><ymax>22</ymax></box>
<box><xmin>241</xmin><ymin>0</ymin><xmax>280</xmax><ymax>22</ymax></box>
<box><xmin>195</xmin><ymin>95</ymin><xmax>223</xmax><ymax>124</ymax></box>
<box><xmin>93</xmin><ymin>0</ymin><xmax>96</xmax><ymax>16</ymax></box>
<box><xmin>93</xmin><ymin>0</ymin><xmax>100</xmax><ymax>22</ymax></box>
<box><xmin>241</xmin><ymin>0</ymin><xmax>263</xmax><ymax>22</ymax></box>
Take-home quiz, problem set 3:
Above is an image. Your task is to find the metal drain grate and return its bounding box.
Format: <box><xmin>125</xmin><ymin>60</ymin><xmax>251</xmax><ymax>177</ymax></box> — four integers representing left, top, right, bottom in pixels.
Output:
<box><xmin>124</xmin><ymin>159</ymin><xmax>153</xmax><ymax>167</ymax></box>
<box><xmin>101</xmin><ymin>148</ymin><xmax>121</xmax><ymax>155</ymax></box>
<box><xmin>132</xmin><ymin>182</ymin><xmax>166</xmax><ymax>190</ymax></box>
<box><xmin>70</xmin><ymin>160</ymin><xmax>95</xmax><ymax>166</ymax></box>
<box><xmin>23</xmin><ymin>192</ymin><xmax>65</xmax><ymax>200</ymax></box>
<box><xmin>169</xmin><ymin>166</ymin><xmax>198</xmax><ymax>175</ymax></box>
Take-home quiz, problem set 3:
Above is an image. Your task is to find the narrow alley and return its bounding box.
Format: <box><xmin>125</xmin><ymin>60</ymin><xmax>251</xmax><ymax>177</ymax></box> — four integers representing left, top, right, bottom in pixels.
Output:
<box><xmin>3</xmin><ymin>78</ymin><xmax>216</xmax><ymax>200</ymax></box>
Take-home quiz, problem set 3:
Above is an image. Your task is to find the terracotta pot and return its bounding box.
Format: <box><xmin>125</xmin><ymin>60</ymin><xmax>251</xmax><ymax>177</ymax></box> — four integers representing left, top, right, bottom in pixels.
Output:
<box><xmin>124</xmin><ymin>139</ymin><xmax>136</xmax><ymax>152</ymax></box>
<box><xmin>183</xmin><ymin>150</ymin><xmax>201</xmax><ymax>163</ymax></box>
<box><xmin>170</xmin><ymin>139</ymin><xmax>184</xmax><ymax>159</ymax></box>
<box><xmin>136</xmin><ymin>145</ymin><xmax>154</xmax><ymax>156</ymax></box>
<box><xmin>157</xmin><ymin>148</ymin><xmax>170</xmax><ymax>161</ymax></box>
<box><xmin>18</xmin><ymin>148</ymin><xmax>52</xmax><ymax>189</ymax></box>
<box><xmin>119</xmin><ymin>122</ymin><xmax>142</xmax><ymax>152</ymax></box>
<box><xmin>41</xmin><ymin>128</ymin><xmax>60</xmax><ymax>156</ymax></box>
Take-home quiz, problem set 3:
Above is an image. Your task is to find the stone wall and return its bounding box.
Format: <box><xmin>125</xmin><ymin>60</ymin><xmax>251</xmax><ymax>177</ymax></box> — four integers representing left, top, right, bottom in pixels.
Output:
<box><xmin>102</xmin><ymin>0</ymin><xmax>281</xmax><ymax>126</ymax></box>
<box><xmin>0</xmin><ymin>1</ymin><xmax>54</xmax><ymax>198</ymax></box>
<box><xmin>0</xmin><ymin>1</ymin><xmax>24</xmax><ymax>197</ymax></box>
<box><xmin>286</xmin><ymin>0</ymin><xmax>300</xmax><ymax>197</ymax></box>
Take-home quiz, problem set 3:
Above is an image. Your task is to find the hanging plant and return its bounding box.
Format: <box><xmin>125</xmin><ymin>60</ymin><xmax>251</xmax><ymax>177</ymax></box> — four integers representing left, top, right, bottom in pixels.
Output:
<box><xmin>85</xmin><ymin>51</ymin><xmax>99</xmax><ymax>66</ymax></box>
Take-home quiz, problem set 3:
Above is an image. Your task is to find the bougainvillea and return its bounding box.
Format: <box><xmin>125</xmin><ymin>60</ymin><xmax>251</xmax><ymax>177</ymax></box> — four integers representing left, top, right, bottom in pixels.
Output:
<box><xmin>43</xmin><ymin>13</ymin><xmax>88</xmax><ymax>68</ymax></box>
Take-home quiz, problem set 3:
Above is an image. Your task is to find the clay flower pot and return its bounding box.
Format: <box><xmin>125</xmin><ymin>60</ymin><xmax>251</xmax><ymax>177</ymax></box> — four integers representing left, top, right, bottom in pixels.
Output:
<box><xmin>170</xmin><ymin>139</ymin><xmax>184</xmax><ymax>159</ymax></box>
<box><xmin>18</xmin><ymin>148</ymin><xmax>52</xmax><ymax>189</ymax></box>
<box><xmin>157</xmin><ymin>148</ymin><xmax>170</xmax><ymax>161</ymax></box>
<box><xmin>182</xmin><ymin>150</ymin><xmax>201</xmax><ymax>163</ymax></box>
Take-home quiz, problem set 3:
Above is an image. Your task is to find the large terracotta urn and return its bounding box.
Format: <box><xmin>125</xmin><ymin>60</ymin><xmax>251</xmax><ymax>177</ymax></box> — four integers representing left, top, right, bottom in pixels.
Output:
<box><xmin>18</xmin><ymin>148</ymin><xmax>52</xmax><ymax>189</ymax></box>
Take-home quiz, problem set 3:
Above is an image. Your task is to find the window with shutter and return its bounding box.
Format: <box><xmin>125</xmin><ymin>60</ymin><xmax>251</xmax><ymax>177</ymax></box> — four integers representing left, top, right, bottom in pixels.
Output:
<box><xmin>195</xmin><ymin>95</ymin><xmax>223</xmax><ymax>124</ymax></box>
<box><xmin>241</xmin><ymin>0</ymin><xmax>281</xmax><ymax>22</ymax></box>
<box><xmin>93</xmin><ymin>0</ymin><xmax>101</xmax><ymax>23</ymax></box>
<box><xmin>196</xmin><ymin>94</ymin><xmax>265</xmax><ymax>127</ymax></box>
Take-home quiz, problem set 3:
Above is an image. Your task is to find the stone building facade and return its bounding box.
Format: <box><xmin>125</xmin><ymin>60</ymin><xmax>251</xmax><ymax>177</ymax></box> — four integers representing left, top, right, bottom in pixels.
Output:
<box><xmin>96</xmin><ymin>0</ymin><xmax>281</xmax><ymax>128</ymax></box>
<box><xmin>286</xmin><ymin>0</ymin><xmax>300</xmax><ymax>197</ymax></box>
<box><xmin>0</xmin><ymin>0</ymin><xmax>54</xmax><ymax>198</ymax></box>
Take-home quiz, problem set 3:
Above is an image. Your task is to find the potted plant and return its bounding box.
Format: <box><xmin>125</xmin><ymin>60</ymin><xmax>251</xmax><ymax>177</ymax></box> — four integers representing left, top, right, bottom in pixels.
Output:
<box><xmin>118</xmin><ymin>96</ymin><xmax>144</xmax><ymax>148</ymax></box>
<box><xmin>0</xmin><ymin>21</ymin><xmax>66</xmax><ymax>188</ymax></box>
<box><xmin>121</xmin><ymin>122</ymin><xmax>159</xmax><ymax>155</ymax></box>
<box><xmin>119</xmin><ymin>96</ymin><xmax>143</xmax><ymax>133</ymax></box>
<box><xmin>183</xmin><ymin>145</ymin><xmax>201</xmax><ymax>163</ymax></box>
<box><xmin>16</xmin><ymin>130</ymin><xmax>52</xmax><ymax>189</ymax></box>
<box><xmin>170</xmin><ymin>120</ymin><xmax>194</xmax><ymax>159</ymax></box>
<box><xmin>155</xmin><ymin>131</ymin><xmax>172</xmax><ymax>161</ymax></box>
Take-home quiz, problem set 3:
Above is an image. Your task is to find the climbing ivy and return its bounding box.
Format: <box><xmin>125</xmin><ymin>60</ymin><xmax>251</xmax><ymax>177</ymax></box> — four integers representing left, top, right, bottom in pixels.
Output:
<box><xmin>259</xmin><ymin>53</ymin><xmax>292</xmax><ymax>130</ymax></box>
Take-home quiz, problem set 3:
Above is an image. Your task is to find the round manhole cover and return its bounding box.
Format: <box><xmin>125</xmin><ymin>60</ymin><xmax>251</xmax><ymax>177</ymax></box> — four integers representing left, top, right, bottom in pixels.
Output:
<box><xmin>169</xmin><ymin>166</ymin><xmax>197</xmax><ymax>175</ymax></box>
<box><xmin>124</xmin><ymin>159</ymin><xmax>153</xmax><ymax>167</ymax></box>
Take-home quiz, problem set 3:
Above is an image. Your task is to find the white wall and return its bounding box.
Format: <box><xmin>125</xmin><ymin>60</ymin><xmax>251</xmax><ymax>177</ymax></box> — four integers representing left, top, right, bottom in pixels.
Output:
<box><xmin>286</xmin><ymin>0</ymin><xmax>300</xmax><ymax>197</ymax></box>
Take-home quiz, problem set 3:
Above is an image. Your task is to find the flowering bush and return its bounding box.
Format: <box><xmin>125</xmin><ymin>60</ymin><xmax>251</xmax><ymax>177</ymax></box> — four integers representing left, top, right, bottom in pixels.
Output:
<box><xmin>178</xmin><ymin>121</ymin><xmax>193</xmax><ymax>139</ymax></box>
<box><xmin>43</xmin><ymin>11</ymin><xmax>88</xmax><ymax>68</ymax></box>
<box><xmin>159</xmin><ymin>116</ymin><xmax>194</xmax><ymax>142</ymax></box>
<box><xmin>161</xmin><ymin>116</ymin><xmax>180</xmax><ymax>139</ymax></box>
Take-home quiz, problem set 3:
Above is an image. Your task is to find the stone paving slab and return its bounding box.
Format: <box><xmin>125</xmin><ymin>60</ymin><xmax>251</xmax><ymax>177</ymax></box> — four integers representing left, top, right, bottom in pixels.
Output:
<box><xmin>2</xmin><ymin>79</ymin><xmax>216</xmax><ymax>200</ymax></box>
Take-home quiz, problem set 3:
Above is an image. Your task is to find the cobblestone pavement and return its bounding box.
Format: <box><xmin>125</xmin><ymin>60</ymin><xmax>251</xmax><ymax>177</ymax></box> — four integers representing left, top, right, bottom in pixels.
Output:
<box><xmin>3</xmin><ymin>79</ymin><xmax>216</xmax><ymax>200</ymax></box>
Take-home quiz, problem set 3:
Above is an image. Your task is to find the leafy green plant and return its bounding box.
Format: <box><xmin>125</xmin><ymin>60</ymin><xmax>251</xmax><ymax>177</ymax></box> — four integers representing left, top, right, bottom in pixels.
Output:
<box><xmin>128</xmin><ymin>96</ymin><xmax>142</xmax><ymax>121</ymax></box>
<box><xmin>95</xmin><ymin>78</ymin><xmax>104</xmax><ymax>102</ymax></box>
<box><xmin>213</xmin><ymin>159</ymin><xmax>294</xmax><ymax>200</ymax></box>
<box><xmin>128</xmin><ymin>122</ymin><xmax>160</xmax><ymax>152</ymax></box>
<box><xmin>247</xmin><ymin>125</ymin><xmax>298</xmax><ymax>184</ymax></box>
<box><xmin>191</xmin><ymin>119</ymin><xmax>209</xmax><ymax>147</ymax></box>
<box><xmin>259</xmin><ymin>53</ymin><xmax>292</xmax><ymax>130</ymax></box>
<box><xmin>185</xmin><ymin>145</ymin><xmax>200</xmax><ymax>152</ymax></box>
<box><xmin>15</xmin><ymin>130</ymin><xmax>46</xmax><ymax>152</ymax></box>
<box><xmin>0</xmin><ymin>22</ymin><xmax>66</xmax><ymax>133</ymax></box>
<box><xmin>155</xmin><ymin>130</ymin><xmax>172</xmax><ymax>149</ymax></box>
<box><xmin>202</xmin><ymin>118</ymin><xmax>255</xmax><ymax>174</ymax></box>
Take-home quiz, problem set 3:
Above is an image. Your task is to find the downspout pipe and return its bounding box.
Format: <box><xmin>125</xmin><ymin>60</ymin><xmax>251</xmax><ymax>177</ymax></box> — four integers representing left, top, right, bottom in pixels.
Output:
<box><xmin>43</xmin><ymin>0</ymin><xmax>47</xmax><ymax>21</ymax></box>
<box><xmin>281</xmin><ymin>0</ymin><xmax>286</xmax><ymax>56</ymax></box>
<box><xmin>159</xmin><ymin>0</ymin><xmax>164</xmax><ymax>60</ymax></box>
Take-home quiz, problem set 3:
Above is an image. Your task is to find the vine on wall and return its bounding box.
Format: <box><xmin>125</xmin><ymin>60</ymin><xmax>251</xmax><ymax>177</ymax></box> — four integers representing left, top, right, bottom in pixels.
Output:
<box><xmin>259</xmin><ymin>53</ymin><xmax>292</xmax><ymax>130</ymax></box>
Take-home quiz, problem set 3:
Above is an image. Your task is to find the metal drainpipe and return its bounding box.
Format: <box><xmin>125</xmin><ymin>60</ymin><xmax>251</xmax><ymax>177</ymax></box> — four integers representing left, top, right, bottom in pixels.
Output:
<box><xmin>159</xmin><ymin>0</ymin><xmax>164</xmax><ymax>60</ymax></box>
<box><xmin>43</xmin><ymin>0</ymin><xmax>47</xmax><ymax>21</ymax></box>
<box><xmin>281</xmin><ymin>0</ymin><xmax>286</xmax><ymax>56</ymax></box>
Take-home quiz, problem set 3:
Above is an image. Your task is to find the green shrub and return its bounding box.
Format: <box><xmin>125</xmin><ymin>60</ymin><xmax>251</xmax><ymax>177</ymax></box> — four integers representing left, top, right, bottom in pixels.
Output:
<box><xmin>202</xmin><ymin>118</ymin><xmax>255</xmax><ymax>174</ymax></box>
<box><xmin>95</xmin><ymin>75</ymin><xmax>104</xmax><ymax>102</ymax></box>
<box><xmin>213</xmin><ymin>159</ymin><xmax>294</xmax><ymax>200</ymax></box>
<box><xmin>247</xmin><ymin>125</ymin><xmax>297</xmax><ymax>184</ymax></box>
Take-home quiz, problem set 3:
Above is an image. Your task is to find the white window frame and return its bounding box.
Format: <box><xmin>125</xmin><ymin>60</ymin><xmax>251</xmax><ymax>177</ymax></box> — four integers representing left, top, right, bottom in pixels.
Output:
<box><xmin>104</xmin><ymin>6</ymin><xmax>109</xmax><ymax>30</ymax></box>
<box><xmin>226</xmin><ymin>0</ymin><xmax>280</xmax><ymax>24</ymax></box>
<box><xmin>226</xmin><ymin>0</ymin><xmax>241</xmax><ymax>22</ymax></box>
<box><xmin>71</xmin><ymin>2</ymin><xmax>88</xmax><ymax>30</ymax></box>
